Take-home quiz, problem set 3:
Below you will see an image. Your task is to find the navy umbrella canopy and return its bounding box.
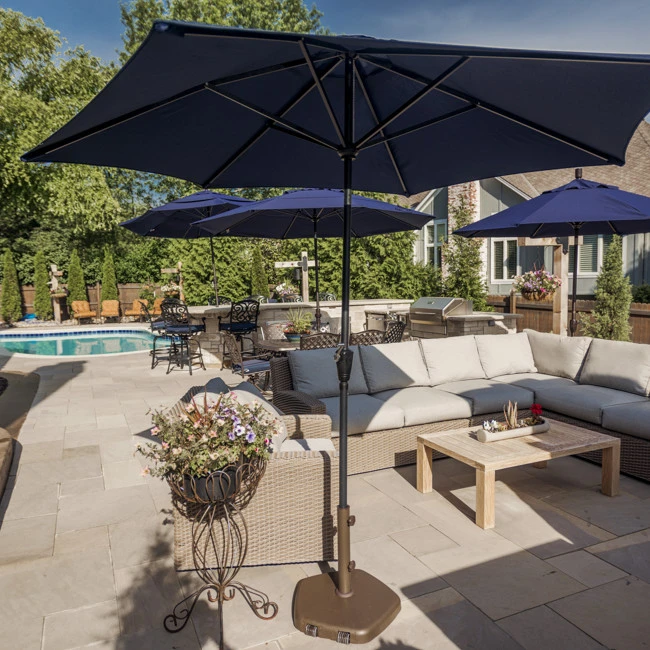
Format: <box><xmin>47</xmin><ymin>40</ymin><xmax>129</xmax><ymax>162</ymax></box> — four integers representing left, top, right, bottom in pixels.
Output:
<box><xmin>22</xmin><ymin>20</ymin><xmax>650</xmax><ymax>643</ymax></box>
<box><xmin>455</xmin><ymin>175</ymin><xmax>650</xmax><ymax>335</ymax></box>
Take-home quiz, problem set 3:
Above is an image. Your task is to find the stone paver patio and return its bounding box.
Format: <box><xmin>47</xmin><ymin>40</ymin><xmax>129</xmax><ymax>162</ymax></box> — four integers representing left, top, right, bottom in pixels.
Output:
<box><xmin>1</xmin><ymin>349</ymin><xmax>649</xmax><ymax>649</ymax></box>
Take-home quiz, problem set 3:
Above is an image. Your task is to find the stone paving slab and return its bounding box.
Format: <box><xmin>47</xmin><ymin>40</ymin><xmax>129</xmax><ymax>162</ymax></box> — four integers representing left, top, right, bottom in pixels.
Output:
<box><xmin>587</xmin><ymin>528</ymin><xmax>650</xmax><ymax>582</ymax></box>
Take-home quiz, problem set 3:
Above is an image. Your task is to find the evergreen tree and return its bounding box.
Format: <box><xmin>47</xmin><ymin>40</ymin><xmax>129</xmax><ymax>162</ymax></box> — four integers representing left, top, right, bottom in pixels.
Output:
<box><xmin>581</xmin><ymin>235</ymin><xmax>632</xmax><ymax>341</ymax></box>
<box><xmin>66</xmin><ymin>250</ymin><xmax>88</xmax><ymax>305</ymax></box>
<box><xmin>100</xmin><ymin>247</ymin><xmax>119</xmax><ymax>302</ymax></box>
<box><xmin>33</xmin><ymin>249</ymin><xmax>53</xmax><ymax>320</ymax></box>
<box><xmin>1</xmin><ymin>250</ymin><xmax>22</xmax><ymax>323</ymax></box>
<box><xmin>250</xmin><ymin>246</ymin><xmax>269</xmax><ymax>297</ymax></box>
<box><xmin>443</xmin><ymin>196</ymin><xmax>490</xmax><ymax>311</ymax></box>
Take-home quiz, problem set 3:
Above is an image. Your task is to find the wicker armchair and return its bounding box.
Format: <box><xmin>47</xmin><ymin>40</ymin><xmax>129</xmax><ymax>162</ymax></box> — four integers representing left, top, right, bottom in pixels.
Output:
<box><xmin>100</xmin><ymin>300</ymin><xmax>120</xmax><ymax>322</ymax></box>
<box><xmin>125</xmin><ymin>299</ymin><xmax>147</xmax><ymax>319</ymax></box>
<box><xmin>168</xmin><ymin>385</ymin><xmax>338</xmax><ymax>567</ymax></box>
<box><xmin>71</xmin><ymin>300</ymin><xmax>96</xmax><ymax>323</ymax></box>
<box><xmin>300</xmin><ymin>332</ymin><xmax>340</xmax><ymax>350</ymax></box>
<box><xmin>349</xmin><ymin>329</ymin><xmax>384</xmax><ymax>346</ymax></box>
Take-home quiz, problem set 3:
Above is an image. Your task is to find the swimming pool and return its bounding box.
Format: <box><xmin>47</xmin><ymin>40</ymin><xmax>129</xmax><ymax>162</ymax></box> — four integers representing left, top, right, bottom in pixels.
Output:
<box><xmin>0</xmin><ymin>329</ymin><xmax>155</xmax><ymax>356</ymax></box>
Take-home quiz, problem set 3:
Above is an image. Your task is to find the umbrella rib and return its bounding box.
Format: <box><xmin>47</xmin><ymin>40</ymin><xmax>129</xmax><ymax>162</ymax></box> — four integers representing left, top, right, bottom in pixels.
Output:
<box><xmin>300</xmin><ymin>40</ymin><xmax>345</xmax><ymax>146</ymax></box>
<box><xmin>205</xmin><ymin>85</ymin><xmax>338</xmax><ymax>151</ymax></box>
<box><xmin>202</xmin><ymin>57</ymin><xmax>342</xmax><ymax>187</ymax></box>
<box><xmin>358</xmin><ymin>106</ymin><xmax>476</xmax><ymax>150</ymax></box>
<box><xmin>436</xmin><ymin>84</ymin><xmax>619</xmax><ymax>164</ymax></box>
<box><xmin>282</xmin><ymin>214</ymin><xmax>300</xmax><ymax>238</ymax></box>
<box><xmin>353</xmin><ymin>61</ymin><xmax>408</xmax><ymax>194</ymax></box>
<box><xmin>608</xmin><ymin>221</ymin><xmax>621</xmax><ymax>234</ymax></box>
<box><xmin>355</xmin><ymin>57</ymin><xmax>470</xmax><ymax>149</ymax></box>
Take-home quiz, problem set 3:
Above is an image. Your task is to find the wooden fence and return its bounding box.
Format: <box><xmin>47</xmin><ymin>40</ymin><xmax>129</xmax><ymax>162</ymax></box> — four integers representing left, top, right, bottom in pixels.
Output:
<box><xmin>19</xmin><ymin>283</ymin><xmax>158</xmax><ymax>319</ymax></box>
<box><xmin>487</xmin><ymin>294</ymin><xmax>650</xmax><ymax>344</ymax></box>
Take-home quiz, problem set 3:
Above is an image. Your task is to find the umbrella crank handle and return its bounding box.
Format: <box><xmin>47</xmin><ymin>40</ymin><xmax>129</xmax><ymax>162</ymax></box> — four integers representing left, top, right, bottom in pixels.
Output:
<box><xmin>335</xmin><ymin>345</ymin><xmax>353</xmax><ymax>383</ymax></box>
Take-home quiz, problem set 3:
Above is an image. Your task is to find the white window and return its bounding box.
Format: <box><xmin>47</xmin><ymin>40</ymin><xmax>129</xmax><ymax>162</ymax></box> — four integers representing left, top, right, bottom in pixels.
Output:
<box><xmin>425</xmin><ymin>220</ymin><xmax>447</xmax><ymax>268</ymax></box>
<box><xmin>492</xmin><ymin>238</ymin><xmax>518</xmax><ymax>282</ymax></box>
<box><xmin>568</xmin><ymin>234</ymin><xmax>613</xmax><ymax>276</ymax></box>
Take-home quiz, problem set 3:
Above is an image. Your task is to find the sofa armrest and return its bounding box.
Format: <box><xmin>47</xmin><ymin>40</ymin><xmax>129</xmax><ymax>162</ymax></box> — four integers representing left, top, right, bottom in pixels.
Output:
<box><xmin>273</xmin><ymin>390</ymin><xmax>326</xmax><ymax>415</ymax></box>
<box><xmin>281</xmin><ymin>414</ymin><xmax>332</xmax><ymax>439</ymax></box>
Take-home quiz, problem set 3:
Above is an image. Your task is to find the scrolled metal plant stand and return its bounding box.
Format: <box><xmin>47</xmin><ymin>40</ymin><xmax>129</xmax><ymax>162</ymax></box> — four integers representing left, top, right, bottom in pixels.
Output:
<box><xmin>164</xmin><ymin>459</ymin><xmax>278</xmax><ymax>648</ymax></box>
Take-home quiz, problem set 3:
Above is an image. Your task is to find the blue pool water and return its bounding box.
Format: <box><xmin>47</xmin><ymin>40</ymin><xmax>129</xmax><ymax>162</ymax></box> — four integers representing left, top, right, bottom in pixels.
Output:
<box><xmin>0</xmin><ymin>329</ymin><xmax>154</xmax><ymax>356</ymax></box>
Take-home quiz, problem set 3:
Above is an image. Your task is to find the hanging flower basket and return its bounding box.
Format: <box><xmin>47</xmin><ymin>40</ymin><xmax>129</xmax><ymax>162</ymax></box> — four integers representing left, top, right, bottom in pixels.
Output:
<box><xmin>520</xmin><ymin>289</ymin><xmax>553</xmax><ymax>302</ymax></box>
<box><xmin>514</xmin><ymin>269</ymin><xmax>561</xmax><ymax>302</ymax></box>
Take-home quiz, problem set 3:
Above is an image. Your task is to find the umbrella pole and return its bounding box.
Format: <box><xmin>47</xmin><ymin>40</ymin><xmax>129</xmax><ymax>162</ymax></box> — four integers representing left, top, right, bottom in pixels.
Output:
<box><xmin>293</xmin><ymin>54</ymin><xmax>400</xmax><ymax>645</ymax></box>
<box><xmin>313</xmin><ymin>220</ymin><xmax>321</xmax><ymax>331</ymax></box>
<box><xmin>209</xmin><ymin>236</ymin><xmax>219</xmax><ymax>306</ymax></box>
<box><xmin>570</xmin><ymin>224</ymin><xmax>580</xmax><ymax>336</ymax></box>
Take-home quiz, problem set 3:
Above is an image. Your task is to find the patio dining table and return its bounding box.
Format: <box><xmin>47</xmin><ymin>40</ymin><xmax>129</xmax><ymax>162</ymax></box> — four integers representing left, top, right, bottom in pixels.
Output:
<box><xmin>255</xmin><ymin>339</ymin><xmax>300</xmax><ymax>356</ymax></box>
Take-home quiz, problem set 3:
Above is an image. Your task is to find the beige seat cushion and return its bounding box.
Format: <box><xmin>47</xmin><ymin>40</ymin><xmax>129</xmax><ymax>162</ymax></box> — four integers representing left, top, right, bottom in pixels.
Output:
<box><xmin>280</xmin><ymin>438</ymin><xmax>336</xmax><ymax>452</ymax></box>
<box><xmin>524</xmin><ymin>329</ymin><xmax>592</xmax><ymax>381</ymax></box>
<box><xmin>475</xmin><ymin>333</ymin><xmax>537</xmax><ymax>378</ymax></box>
<box><xmin>492</xmin><ymin>372</ymin><xmax>576</xmax><ymax>395</ymax></box>
<box><xmin>534</xmin><ymin>383</ymin><xmax>647</xmax><ymax>425</ymax></box>
<box><xmin>372</xmin><ymin>386</ymin><xmax>472</xmax><ymax>426</ymax></box>
<box><xmin>320</xmin><ymin>394</ymin><xmax>405</xmax><ymax>436</ymax></box>
<box><xmin>579</xmin><ymin>338</ymin><xmax>650</xmax><ymax>396</ymax></box>
<box><xmin>420</xmin><ymin>336</ymin><xmax>486</xmax><ymax>385</ymax></box>
<box><xmin>435</xmin><ymin>379</ymin><xmax>535</xmax><ymax>416</ymax></box>
<box><xmin>288</xmin><ymin>346</ymin><xmax>368</xmax><ymax>399</ymax></box>
<box><xmin>359</xmin><ymin>341</ymin><xmax>429</xmax><ymax>393</ymax></box>
<box><xmin>601</xmin><ymin>401</ymin><xmax>650</xmax><ymax>442</ymax></box>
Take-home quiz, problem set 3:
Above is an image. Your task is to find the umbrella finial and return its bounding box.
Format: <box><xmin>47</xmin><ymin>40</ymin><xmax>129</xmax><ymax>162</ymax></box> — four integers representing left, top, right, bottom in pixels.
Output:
<box><xmin>575</xmin><ymin>168</ymin><xmax>583</xmax><ymax>179</ymax></box>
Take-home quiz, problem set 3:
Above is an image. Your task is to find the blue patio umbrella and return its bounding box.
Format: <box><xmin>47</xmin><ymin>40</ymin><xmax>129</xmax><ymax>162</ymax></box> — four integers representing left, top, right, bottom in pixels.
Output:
<box><xmin>22</xmin><ymin>20</ymin><xmax>650</xmax><ymax>644</ymax></box>
<box><xmin>193</xmin><ymin>187</ymin><xmax>431</xmax><ymax>327</ymax></box>
<box><xmin>120</xmin><ymin>190</ymin><xmax>250</xmax><ymax>305</ymax></box>
<box><xmin>455</xmin><ymin>171</ymin><xmax>650</xmax><ymax>335</ymax></box>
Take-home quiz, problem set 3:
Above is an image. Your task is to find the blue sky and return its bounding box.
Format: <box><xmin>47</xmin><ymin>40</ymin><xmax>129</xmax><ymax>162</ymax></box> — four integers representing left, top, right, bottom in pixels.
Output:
<box><xmin>6</xmin><ymin>0</ymin><xmax>650</xmax><ymax>62</ymax></box>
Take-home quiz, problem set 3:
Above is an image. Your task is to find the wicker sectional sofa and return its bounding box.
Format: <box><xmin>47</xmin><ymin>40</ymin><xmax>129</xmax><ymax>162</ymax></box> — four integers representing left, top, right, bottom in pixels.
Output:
<box><xmin>271</xmin><ymin>331</ymin><xmax>650</xmax><ymax>482</ymax></box>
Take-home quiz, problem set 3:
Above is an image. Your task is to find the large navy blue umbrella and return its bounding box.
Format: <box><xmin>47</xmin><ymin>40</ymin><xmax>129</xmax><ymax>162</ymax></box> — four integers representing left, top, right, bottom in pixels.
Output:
<box><xmin>22</xmin><ymin>20</ymin><xmax>650</xmax><ymax>644</ymax></box>
<box><xmin>194</xmin><ymin>187</ymin><xmax>431</xmax><ymax>326</ymax></box>
<box><xmin>455</xmin><ymin>173</ymin><xmax>650</xmax><ymax>334</ymax></box>
<box><xmin>120</xmin><ymin>190</ymin><xmax>250</xmax><ymax>304</ymax></box>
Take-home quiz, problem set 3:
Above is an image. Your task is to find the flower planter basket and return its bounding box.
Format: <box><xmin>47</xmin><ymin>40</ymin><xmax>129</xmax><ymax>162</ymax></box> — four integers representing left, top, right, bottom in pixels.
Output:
<box><xmin>477</xmin><ymin>418</ymin><xmax>550</xmax><ymax>443</ymax></box>
<box><xmin>521</xmin><ymin>290</ymin><xmax>554</xmax><ymax>302</ymax></box>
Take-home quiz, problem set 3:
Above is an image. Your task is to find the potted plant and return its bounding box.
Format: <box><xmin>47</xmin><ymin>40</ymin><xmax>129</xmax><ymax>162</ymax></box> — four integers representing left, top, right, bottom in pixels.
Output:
<box><xmin>283</xmin><ymin>307</ymin><xmax>313</xmax><ymax>342</ymax></box>
<box><xmin>136</xmin><ymin>392</ymin><xmax>278</xmax><ymax>502</ymax></box>
<box><xmin>513</xmin><ymin>269</ymin><xmax>562</xmax><ymax>301</ymax></box>
<box><xmin>274</xmin><ymin>282</ymin><xmax>298</xmax><ymax>301</ymax></box>
<box><xmin>477</xmin><ymin>402</ymin><xmax>548</xmax><ymax>442</ymax></box>
<box><xmin>161</xmin><ymin>281</ymin><xmax>181</xmax><ymax>298</ymax></box>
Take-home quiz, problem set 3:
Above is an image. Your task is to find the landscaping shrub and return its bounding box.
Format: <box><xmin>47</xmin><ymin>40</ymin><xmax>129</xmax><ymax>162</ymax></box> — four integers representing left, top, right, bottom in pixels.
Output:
<box><xmin>66</xmin><ymin>250</ymin><xmax>87</xmax><ymax>306</ymax></box>
<box><xmin>100</xmin><ymin>247</ymin><xmax>119</xmax><ymax>303</ymax></box>
<box><xmin>250</xmin><ymin>246</ymin><xmax>269</xmax><ymax>298</ymax></box>
<box><xmin>632</xmin><ymin>283</ymin><xmax>650</xmax><ymax>304</ymax></box>
<box><xmin>33</xmin><ymin>250</ymin><xmax>53</xmax><ymax>320</ymax></box>
<box><xmin>1</xmin><ymin>249</ymin><xmax>23</xmax><ymax>323</ymax></box>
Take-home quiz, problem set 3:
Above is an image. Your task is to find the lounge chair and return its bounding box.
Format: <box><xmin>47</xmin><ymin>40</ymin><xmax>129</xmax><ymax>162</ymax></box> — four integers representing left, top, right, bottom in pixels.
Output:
<box><xmin>152</xmin><ymin>298</ymin><xmax>163</xmax><ymax>316</ymax></box>
<box><xmin>100</xmin><ymin>300</ymin><xmax>120</xmax><ymax>322</ymax></box>
<box><xmin>71</xmin><ymin>300</ymin><xmax>96</xmax><ymax>323</ymax></box>
<box><xmin>125</xmin><ymin>299</ymin><xmax>147</xmax><ymax>320</ymax></box>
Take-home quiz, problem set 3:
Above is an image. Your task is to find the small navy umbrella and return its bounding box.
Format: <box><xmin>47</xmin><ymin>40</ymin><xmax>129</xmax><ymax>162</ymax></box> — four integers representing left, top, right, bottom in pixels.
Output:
<box><xmin>193</xmin><ymin>188</ymin><xmax>431</xmax><ymax>326</ymax></box>
<box><xmin>455</xmin><ymin>171</ymin><xmax>650</xmax><ymax>334</ymax></box>
<box><xmin>120</xmin><ymin>190</ymin><xmax>251</xmax><ymax>304</ymax></box>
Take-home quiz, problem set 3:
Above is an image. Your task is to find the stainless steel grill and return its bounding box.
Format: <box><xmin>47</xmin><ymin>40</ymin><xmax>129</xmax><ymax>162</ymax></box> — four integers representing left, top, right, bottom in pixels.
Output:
<box><xmin>409</xmin><ymin>297</ymin><xmax>473</xmax><ymax>338</ymax></box>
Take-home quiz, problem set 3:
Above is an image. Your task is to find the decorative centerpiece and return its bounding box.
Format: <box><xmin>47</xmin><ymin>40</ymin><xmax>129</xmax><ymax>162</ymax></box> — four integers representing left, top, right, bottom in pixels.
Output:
<box><xmin>283</xmin><ymin>307</ymin><xmax>313</xmax><ymax>342</ymax></box>
<box><xmin>513</xmin><ymin>269</ymin><xmax>562</xmax><ymax>301</ymax></box>
<box><xmin>136</xmin><ymin>392</ymin><xmax>277</xmax><ymax>502</ymax></box>
<box><xmin>477</xmin><ymin>402</ymin><xmax>548</xmax><ymax>443</ymax></box>
<box><xmin>161</xmin><ymin>281</ymin><xmax>181</xmax><ymax>298</ymax></box>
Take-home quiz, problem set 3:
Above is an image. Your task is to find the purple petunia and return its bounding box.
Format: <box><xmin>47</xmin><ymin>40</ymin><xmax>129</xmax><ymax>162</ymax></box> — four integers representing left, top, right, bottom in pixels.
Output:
<box><xmin>228</xmin><ymin>431</ymin><xmax>236</xmax><ymax>441</ymax></box>
<box><xmin>246</xmin><ymin>431</ymin><xmax>256</xmax><ymax>443</ymax></box>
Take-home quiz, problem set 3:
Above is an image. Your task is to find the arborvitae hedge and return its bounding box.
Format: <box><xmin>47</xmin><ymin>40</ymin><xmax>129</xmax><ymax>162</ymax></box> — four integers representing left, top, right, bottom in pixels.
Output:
<box><xmin>1</xmin><ymin>250</ymin><xmax>23</xmax><ymax>323</ymax></box>
<box><xmin>100</xmin><ymin>247</ymin><xmax>119</xmax><ymax>302</ymax></box>
<box><xmin>33</xmin><ymin>250</ymin><xmax>53</xmax><ymax>320</ymax></box>
<box><xmin>250</xmin><ymin>246</ymin><xmax>269</xmax><ymax>297</ymax></box>
<box><xmin>67</xmin><ymin>250</ymin><xmax>88</xmax><ymax>306</ymax></box>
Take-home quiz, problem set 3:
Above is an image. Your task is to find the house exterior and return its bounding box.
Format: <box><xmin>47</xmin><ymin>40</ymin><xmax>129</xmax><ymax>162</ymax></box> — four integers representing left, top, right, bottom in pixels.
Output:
<box><xmin>409</xmin><ymin>121</ymin><xmax>650</xmax><ymax>296</ymax></box>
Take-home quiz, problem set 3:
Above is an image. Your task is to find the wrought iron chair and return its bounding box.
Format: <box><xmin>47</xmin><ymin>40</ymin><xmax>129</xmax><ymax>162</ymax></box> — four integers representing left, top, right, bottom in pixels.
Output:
<box><xmin>140</xmin><ymin>301</ymin><xmax>169</xmax><ymax>369</ymax></box>
<box><xmin>207</xmin><ymin>296</ymin><xmax>232</xmax><ymax>306</ymax></box>
<box><xmin>281</xmin><ymin>294</ymin><xmax>303</xmax><ymax>302</ymax></box>
<box><xmin>218</xmin><ymin>298</ymin><xmax>261</xmax><ymax>364</ymax></box>
<box><xmin>299</xmin><ymin>332</ymin><xmax>340</xmax><ymax>350</ymax></box>
<box><xmin>383</xmin><ymin>320</ymin><xmax>406</xmax><ymax>343</ymax></box>
<box><xmin>318</xmin><ymin>292</ymin><xmax>337</xmax><ymax>301</ymax></box>
<box><xmin>221</xmin><ymin>331</ymin><xmax>271</xmax><ymax>390</ymax></box>
<box><xmin>349</xmin><ymin>329</ymin><xmax>385</xmax><ymax>346</ymax></box>
<box><xmin>160</xmin><ymin>300</ymin><xmax>206</xmax><ymax>375</ymax></box>
<box><xmin>245</xmin><ymin>295</ymin><xmax>268</xmax><ymax>304</ymax></box>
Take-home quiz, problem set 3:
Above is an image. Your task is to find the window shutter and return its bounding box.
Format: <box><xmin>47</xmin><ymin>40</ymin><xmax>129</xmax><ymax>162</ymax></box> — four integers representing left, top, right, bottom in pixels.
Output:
<box><xmin>493</xmin><ymin>241</ymin><xmax>504</xmax><ymax>280</ymax></box>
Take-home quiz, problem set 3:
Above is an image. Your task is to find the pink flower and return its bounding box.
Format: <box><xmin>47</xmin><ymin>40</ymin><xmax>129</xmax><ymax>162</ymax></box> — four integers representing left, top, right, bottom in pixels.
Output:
<box><xmin>141</xmin><ymin>466</ymin><xmax>151</xmax><ymax>476</ymax></box>
<box><xmin>187</xmin><ymin>434</ymin><xmax>195</xmax><ymax>442</ymax></box>
<box><xmin>180</xmin><ymin>414</ymin><xmax>189</xmax><ymax>422</ymax></box>
<box><xmin>208</xmin><ymin>430</ymin><xmax>217</xmax><ymax>438</ymax></box>
<box><xmin>172</xmin><ymin>447</ymin><xmax>182</xmax><ymax>455</ymax></box>
<box><xmin>193</xmin><ymin>421</ymin><xmax>201</xmax><ymax>429</ymax></box>
<box><xmin>150</xmin><ymin>426</ymin><xmax>160</xmax><ymax>436</ymax></box>
<box><xmin>162</xmin><ymin>441</ymin><xmax>169</xmax><ymax>450</ymax></box>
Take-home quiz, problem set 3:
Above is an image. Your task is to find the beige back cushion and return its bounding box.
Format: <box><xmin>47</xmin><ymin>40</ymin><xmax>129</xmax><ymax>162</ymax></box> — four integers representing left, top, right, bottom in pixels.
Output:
<box><xmin>359</xmin><ymin>341</ymin><xmax>430</xmax><ymax>393</ymax></box>
<box><xmin>579</xmin><ymin>338</ymin><xmax>650</xmax><ymax>396</ymax></box>
<box><xmin>420</xmin><ymin>336</ymin><xmax>486</xmax><ymax>385</ymax></box>
<box><xmin>288</xmin><ymin>346</ymin><xmax>368</xmax><ymax>399</ymax></box>
<box><xmin>524</xmin><ymin>329</ymin><xmax>591</xmax><ymax>380</ymax></box>
<box><xmin>476</xmin><ymin>333</ymin><xmax>537</xmax><ymax>378</ymax></box>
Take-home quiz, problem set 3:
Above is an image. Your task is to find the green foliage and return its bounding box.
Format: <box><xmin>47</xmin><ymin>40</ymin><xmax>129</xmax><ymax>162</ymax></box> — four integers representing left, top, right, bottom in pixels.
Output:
<box><xmin>100</xmin><ymin>248</ymin><xmax>119</xmax><ymax>302</ymax></box>
<box><xmin>632</xmin><ymin>283</ymin><xmax>650</xmax><ymax>304</ymax></box>
<box><xmin>33</xmin><ymin>249</ymin><xmax>53</xmax><ymax>319</ymax></box>
<box><xmin>581</xmin><ymin>235</ymin><xmax>632</xmax><ymax>341</ymax></box>
<box><xmin>250</xmin><ymin>246</ymin><xmax>269</xmax><ymax>297</ymax></box>
<box><xmin>443</xmin><ymin>197</ymin><xmax>490</xmax><ymax>311</ymax></box>
<box><xmin>1</xmin><ymin>250</ymin><xmax>23</xmax><ymax>323</ymax></box>
<box><xmin>66</xmin><ymin>250</ymin><xmax>87</xmax><ymax>305</ymax></box>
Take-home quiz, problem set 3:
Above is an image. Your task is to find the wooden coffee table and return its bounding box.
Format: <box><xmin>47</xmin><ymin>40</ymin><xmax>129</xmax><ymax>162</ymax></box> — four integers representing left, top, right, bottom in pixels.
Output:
<box><xmin>416</xmin><ymin>419</ymin><xmax>620</xmax><ymax>529</ymax></box>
